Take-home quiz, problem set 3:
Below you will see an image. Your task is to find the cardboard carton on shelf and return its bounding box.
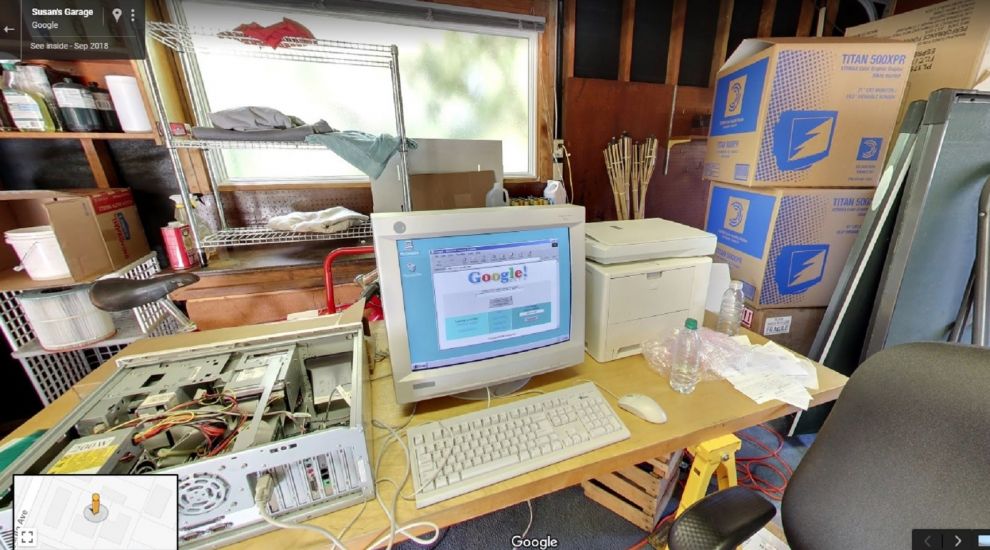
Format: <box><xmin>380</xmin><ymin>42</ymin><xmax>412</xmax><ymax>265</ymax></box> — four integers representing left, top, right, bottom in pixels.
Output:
<box><xmin>741</xmin><ymin>305</ymin><xmax>826</xmax><ymax>357</ymax></box>
<box><xmin>408</xmin><ymin>170</ymin><xmax>496</xmax><ymax>211</ymax></box>
<box><xmin>0</xmin><ymin>189</ymin><xmax>150</xmax><ymax>291</ymax></box>
<box><xmin>705</xmin><ymin>182</ymin><xmax>872</xmax><ymax>308</ymax></box>
<box><xmin>704</xmin><ymin>37</ymin><xmax>915</xmax><ymax>188</ymax></box>
<box><xmin>848</xmin><ymin>0</ymin><xmax>990</xmax><ymax>108</ymax></box>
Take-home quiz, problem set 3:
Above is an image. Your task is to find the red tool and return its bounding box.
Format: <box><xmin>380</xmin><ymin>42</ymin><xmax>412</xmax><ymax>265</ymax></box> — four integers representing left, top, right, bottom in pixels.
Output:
<box><xmin>322</xmin><ymin>246</ymin><xmax>383</xmax><ymax>321</ymax></box>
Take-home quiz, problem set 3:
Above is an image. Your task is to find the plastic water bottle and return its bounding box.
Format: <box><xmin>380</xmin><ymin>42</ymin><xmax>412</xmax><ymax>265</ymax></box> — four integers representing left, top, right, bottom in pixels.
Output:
<box><xmin>717</xmin><ymin>280</ymin><xmax>745</xmax><ymax>336</ymax></box>
<box><xmin>669</xmin><ymin>318</ymin><xmax>701</xmax><ymax>394</ymax></box>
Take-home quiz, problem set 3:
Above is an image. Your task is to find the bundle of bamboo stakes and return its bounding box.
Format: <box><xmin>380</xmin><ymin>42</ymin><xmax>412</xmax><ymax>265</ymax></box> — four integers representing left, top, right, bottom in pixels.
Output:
<box><xmin>603</xmin><ymin>133</ymin><xmax>659</xmax><ymax>220</ymax></box>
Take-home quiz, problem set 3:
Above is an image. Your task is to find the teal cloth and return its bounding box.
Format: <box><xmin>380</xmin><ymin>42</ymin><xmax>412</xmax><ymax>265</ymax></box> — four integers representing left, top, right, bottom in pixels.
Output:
<box><xmin>305</xmin><ymin>131</ymin><xmax>417</xmax><ymax>179</ymax></box>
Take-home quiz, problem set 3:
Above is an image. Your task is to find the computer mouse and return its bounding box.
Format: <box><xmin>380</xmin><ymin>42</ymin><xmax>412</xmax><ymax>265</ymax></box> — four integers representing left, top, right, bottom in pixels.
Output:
<box><xmin>617</xmin><ymin>394</ymin><xmax>668</xmax><ymax>424</ymax></box>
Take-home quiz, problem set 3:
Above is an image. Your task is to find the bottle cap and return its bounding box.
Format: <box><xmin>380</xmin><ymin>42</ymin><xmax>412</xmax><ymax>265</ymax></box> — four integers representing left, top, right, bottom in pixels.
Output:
<box><xmin>729</xmin><ymin>280</ymin><xmax>744</xmax><ymax>290</ymax></box>
<box><xmin>684</xmin><ymin>318</ymin><xmax>698</xmax><ymax>330</ymax></box>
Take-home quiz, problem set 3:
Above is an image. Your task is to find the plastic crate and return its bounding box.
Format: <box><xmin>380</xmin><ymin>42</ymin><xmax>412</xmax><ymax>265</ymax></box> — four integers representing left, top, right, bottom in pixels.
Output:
<box><xmin>0</xmin><ymin>254</ymin><xmax>182</xmax><ymax>404</ymax></box>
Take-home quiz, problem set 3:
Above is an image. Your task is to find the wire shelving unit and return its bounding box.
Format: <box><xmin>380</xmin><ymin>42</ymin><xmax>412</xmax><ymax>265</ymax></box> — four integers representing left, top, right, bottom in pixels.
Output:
<box><xmin>144</xmin><ymin>22</ymin><xmax>411</xmax><ymax>262</ymax></box>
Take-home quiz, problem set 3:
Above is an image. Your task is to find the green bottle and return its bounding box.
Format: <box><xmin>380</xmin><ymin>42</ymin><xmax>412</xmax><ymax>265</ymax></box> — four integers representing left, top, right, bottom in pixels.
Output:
<box><xmin>1</xmin><ymin>63</ymin><xmax>57</xmax><ymax>132</ymax></box>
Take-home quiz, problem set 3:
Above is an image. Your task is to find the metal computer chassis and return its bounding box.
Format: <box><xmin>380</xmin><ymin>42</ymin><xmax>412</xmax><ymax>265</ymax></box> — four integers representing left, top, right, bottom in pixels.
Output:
<box><xmin>0</xmin><ymin>319</ymin><xmax>374</xmax><ymax>549</ymax></box>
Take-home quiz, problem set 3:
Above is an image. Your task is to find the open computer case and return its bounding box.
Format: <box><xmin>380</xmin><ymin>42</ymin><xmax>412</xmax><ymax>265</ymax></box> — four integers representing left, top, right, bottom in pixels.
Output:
<box><xmin>0</xmin><ymin>317</ymin><xmax>374</xmax><ymax>548</ymax></box>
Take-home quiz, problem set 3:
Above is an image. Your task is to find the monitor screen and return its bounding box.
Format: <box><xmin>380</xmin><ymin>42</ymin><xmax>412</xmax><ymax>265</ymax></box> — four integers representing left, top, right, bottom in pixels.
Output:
<box><xmin>395</xmin><ymin>227</ymin><xmax>572</xmax><ymax>371</ymax></box>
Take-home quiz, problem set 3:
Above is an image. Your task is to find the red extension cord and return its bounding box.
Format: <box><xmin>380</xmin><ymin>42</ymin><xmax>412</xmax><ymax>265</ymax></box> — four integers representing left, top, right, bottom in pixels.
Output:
<box><xmin>626</xmin><ymin>424</ymin><xmax>793</xmax><ymax>550</ymax></box>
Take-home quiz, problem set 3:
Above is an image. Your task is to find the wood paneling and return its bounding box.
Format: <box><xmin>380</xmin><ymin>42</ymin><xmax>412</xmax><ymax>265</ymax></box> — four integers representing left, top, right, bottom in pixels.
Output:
<box><xmin>563</xmin><ymin>0</ymin><xmax>576</xmax><ymax>79</ymax></box>
<box><xmin>824</xmin><ymin>0</ymin><xmax>840</xmax><ymax>36</ymax></box>
<box><xmin>669</xmin><ymin>86</ymin><xmax>714</xmax><ymax>137</ymax></box>
<box><xmin>562</xmin><ymin>77</ymin><xmax>675</xmax><ymax>221</ymax></box>
<box><xmin>618</xmin><ymin>0</ymin><xmax>637</xmax><ymax>82</ymax></box>
<box><xmin>185</xmin><ymin>285</ymin><xmax>363</xmax><ymax>330</ymax></box>
<box><xmin>758</xmin><ymin>0</ymin><xmax>777</xmax><ymax>37</ymax></box>
<box><xmin>797</xmin><ymin>0</ymin><xmax>816</xmax><ymax>36</ymax></box>
<box><xmin>710</xmin><ymin>0</ymin><xmax>734</xmax><ymax>86</ymax></box>
<box><xmin>643</xmin><ymin>139</ymin><xmax>709</xmax><ymax>229</ymax></box>
<box><xmin>79</xmin><ymin>139</ymin><xmax>119</xmax><ymax>188</ymax></box>
<box><xmin>666</xmin><ymin>0</ymin><xmax>687</xmax><ymax>84</ymax></box>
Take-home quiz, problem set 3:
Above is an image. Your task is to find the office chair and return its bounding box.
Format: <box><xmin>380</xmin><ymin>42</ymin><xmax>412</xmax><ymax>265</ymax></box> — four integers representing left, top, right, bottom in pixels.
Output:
<box><xmin>668</xmin><ymin>342</ymin><xmax>990</xmax><ymax>550</ymax></box>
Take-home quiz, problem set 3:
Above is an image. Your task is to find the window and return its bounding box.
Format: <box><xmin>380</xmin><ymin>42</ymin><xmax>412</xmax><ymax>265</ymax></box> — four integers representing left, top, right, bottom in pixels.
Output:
<box><xmin>175</xmin><ymin>1</ymin><xmax>539</xmax><ymax>183</ymax></box>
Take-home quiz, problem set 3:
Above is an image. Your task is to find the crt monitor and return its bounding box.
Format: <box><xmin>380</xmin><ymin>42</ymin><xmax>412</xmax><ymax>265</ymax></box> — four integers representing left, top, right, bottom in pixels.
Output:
<box><xmin>372</xmin><ymin>205</ymin><xmax>586</xmax><ymax>404</ymax></box>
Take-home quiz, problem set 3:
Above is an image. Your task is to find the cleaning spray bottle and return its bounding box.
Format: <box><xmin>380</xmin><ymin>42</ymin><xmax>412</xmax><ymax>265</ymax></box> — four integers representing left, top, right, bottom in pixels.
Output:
<box><xmin>170</xmin><ymin>194</ymin><xmax>218</xmax><ymax>259</ymax></box>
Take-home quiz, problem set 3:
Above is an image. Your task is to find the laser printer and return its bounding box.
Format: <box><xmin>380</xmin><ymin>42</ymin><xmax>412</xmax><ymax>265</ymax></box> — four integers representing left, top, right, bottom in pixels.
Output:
<box><xmin>585</xmin><ymin>218</ymin><xmax>716</xmax><ymax>362</ymax></box>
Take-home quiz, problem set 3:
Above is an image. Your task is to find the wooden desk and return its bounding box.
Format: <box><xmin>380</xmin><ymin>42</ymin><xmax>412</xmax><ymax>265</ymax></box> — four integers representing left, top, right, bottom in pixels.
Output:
<box><xmin>2</xmin><ymin>318</ymin><xmax>847</xmax><ymax>549</ymax></box>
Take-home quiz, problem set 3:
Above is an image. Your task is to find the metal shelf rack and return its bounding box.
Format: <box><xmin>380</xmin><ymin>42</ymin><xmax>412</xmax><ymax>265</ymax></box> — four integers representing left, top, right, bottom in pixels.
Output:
<box><xmin>201</xmin><ymin>221</ymin><xmax>373</xmax><ymax>248</ymax></box>
<box><xmin>0</xmin><ymin>254</ymin><xmax>182</xmax><ymax>404</ymax></box>
<box><xmin>144</xmin><ymin>22</ymin><xmax>411</xmax><ymax>260</ymax></box>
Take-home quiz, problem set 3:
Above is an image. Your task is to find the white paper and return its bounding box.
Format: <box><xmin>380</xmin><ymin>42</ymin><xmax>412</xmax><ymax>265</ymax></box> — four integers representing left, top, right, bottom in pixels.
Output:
<box><xmin>712</xmin><ymin>338</ymin><xmax>818</xmax><ymax>410</ymax></box>
<box><xmin>742</xmin><ymin>527</ymin><xmax>790</xmax><ymax>550</ymax></box>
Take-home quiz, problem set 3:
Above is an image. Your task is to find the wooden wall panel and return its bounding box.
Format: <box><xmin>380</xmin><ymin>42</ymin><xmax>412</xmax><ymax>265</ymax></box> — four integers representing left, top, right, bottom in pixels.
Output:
<box><xmin>758</xmin><ymin>0</ymin><xmax>777</xmax><ymax>37</ymax></box>
<box><xmin>562</xmin><ymin>77</ymin><xmax>674</xmax><ymax>221</ymax></box>
<box><xmin>186</xmin><ymin>285</ymin><xmax>362</xmax><ymax>330</ymax></box>
<box><xmin>670</xmin><ymin>86</ymin><xmax>714</xmax><ymax>137</ymax></box>
<box><xmin>643</xmin><ymin>139</ymin><xmax>709</xmax><ymax>229</ymax></box>
<box><xmin>618</xmin><ymin>0</ymin><xmax>637</xmax><ymax>81</ymax></box>
<box><xmin>666</xmin><ymin>0</ymin><xmax>687</xmax><ymax>84</ymax></box>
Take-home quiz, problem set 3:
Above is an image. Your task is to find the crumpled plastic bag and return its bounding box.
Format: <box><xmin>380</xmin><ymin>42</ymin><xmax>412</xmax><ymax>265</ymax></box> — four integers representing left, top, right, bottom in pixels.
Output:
<box><xmin>641</xmin><ymin>326</ymin><xmax>744</xmax><ymax>381</ymax></box>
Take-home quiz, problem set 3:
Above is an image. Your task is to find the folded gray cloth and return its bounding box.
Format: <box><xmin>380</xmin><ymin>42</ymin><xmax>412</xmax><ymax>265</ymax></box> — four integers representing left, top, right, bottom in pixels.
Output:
<box><xmin>191</xmin><ymin>120</ymin><xmax>333</xmax><ymax>141</ymax></box>
<box><xmin>305</xmin><ymin>131</ymin><xmax>418</xmax><ymax>179</ymax></box>
<box><xmin>209</xmin><ymin>106</ymin><xmax>307</xmax><ymax>131</ymax></box>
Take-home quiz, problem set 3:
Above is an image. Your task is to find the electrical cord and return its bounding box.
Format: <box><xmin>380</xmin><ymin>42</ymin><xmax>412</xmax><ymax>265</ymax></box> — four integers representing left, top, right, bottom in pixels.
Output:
<box><xmin>734</xmin><ymin>424</ymin><xmax>792</xmax><ymax>501</ymax></box>
<box><xmin>254</xmin><ymin>473</ymin><xmax>349</xmax><ymax>550</ymax></box>
<box><xmin>561</xmin><ymin>143</ymin><xmax>576</xmax><ymax>204</ymax></box>
<box><xmin>369</xmin><ymin>419</ymin><xmax>442</xmax><ymax>548</ymax></box>
<box><xmin>511</xmin><ymin>500</ymin><xmax>534</xmax><ymax>550</ymax></box>
<box><xmin>573</xmin><ymin>379</ymin><xmax>620</xmax><ymax>401</ymax></box>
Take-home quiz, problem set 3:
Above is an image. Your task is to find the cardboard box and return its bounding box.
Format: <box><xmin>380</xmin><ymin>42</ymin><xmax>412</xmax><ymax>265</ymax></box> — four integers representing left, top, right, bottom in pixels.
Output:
<box><xmin>848</xmin><ymin>0</ymin><xmax>990</xmax><ymax>109</ymax></box>
<box><xmin>409</xmin><ymin>170</ymin><xmax>496</xmax><ymax>211</ymax></box>
<box><xmin>741</xmin><ymin>305</ymin><xmax>825</xmax><ymax>356</ymax></box>
<box><xmin>0</xmin><ymin>189</ymin><xmax>150</xmax><ymax>286</ymax></box>
<box><xmin>704</xmin><ymin>38</ymin><xmax>915</xmax><ymax>188</ymax></box>
<box><xmin>705</xmin><ymin>182</ymin><xmax>872</xmax><ymax>308</ymax></box>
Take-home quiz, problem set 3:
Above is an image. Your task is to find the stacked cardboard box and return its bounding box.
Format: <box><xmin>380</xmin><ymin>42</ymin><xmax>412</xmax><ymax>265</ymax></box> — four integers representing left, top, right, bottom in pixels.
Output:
<box><xmin>703</xmin><ymin>38</ymin><xmax>915</xmax><ymax>352</ymax></box>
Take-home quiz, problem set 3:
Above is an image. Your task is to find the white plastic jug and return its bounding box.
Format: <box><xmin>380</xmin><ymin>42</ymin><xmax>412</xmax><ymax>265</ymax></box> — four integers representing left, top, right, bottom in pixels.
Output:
<box><xmin>544</xmin><ymin>180</ymin><xmax>567</xmax><ymax>205</ymax></box>
<box><xmin>485</xmin><ymin>181</ymin><xmax>510</xmax><ymax>207</ymax></box>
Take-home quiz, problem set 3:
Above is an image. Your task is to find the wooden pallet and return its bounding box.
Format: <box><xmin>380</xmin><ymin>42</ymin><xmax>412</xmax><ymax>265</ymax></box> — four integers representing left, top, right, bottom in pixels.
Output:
<box><xmin>581</xmin><ymin>449</ymin><xmax>684</xmax><ymax>531</ymax></box>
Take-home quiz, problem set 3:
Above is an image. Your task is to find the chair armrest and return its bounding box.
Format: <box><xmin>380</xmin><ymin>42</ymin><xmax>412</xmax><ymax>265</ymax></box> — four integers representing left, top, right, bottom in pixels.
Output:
<box><xmin>668</xmin><ymin>486</ymin><xmax>776</xmax><ymax>550</ymax></box>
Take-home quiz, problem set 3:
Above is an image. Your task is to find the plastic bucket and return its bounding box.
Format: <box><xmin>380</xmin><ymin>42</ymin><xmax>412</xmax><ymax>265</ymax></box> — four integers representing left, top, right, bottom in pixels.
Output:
<box><xmin>4</xmin><ymin>226</ymin><xmax>71</xmax><ymax>280</ymax></box>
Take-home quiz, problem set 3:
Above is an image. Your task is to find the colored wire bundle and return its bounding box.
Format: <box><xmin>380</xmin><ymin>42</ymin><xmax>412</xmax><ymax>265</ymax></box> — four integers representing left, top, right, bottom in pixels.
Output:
<box><xmin>734</xmin><ymin>424</ymin><xmax>792</xmax><ymax>501</ymax></box>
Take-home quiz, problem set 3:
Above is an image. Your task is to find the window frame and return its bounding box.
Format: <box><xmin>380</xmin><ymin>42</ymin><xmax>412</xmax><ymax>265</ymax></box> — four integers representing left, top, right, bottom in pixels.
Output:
<box><xmin>167</xmin><ymin>0</ymin><xmax>545</xmax><ymax>188</ymax></box>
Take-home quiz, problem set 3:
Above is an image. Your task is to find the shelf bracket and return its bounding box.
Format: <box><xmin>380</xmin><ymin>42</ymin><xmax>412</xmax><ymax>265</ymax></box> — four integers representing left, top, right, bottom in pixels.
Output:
<box><xmin>79</xmin><ymin>139</ymin><xmax>120</xmax><ymax>188</ymax></box>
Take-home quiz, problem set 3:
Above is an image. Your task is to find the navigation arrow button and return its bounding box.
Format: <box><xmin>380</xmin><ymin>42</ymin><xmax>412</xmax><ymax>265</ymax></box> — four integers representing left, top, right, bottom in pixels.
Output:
<box><xmin>955</xmin><ymin>535</ymin><xmax>963</xmax><ymax>548</ymax></box>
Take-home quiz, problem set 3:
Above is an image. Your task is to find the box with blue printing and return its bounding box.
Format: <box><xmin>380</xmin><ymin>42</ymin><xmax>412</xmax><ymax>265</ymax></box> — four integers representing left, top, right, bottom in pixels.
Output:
<box><xmin>704</xmin><ymin>37</ymin><xmax>915</xmax><ymax>188</ymax></box>
<box><xmin>705</xmin><ymin>182</ymin><xmax>873</xmax><ymax>308</ymax></box>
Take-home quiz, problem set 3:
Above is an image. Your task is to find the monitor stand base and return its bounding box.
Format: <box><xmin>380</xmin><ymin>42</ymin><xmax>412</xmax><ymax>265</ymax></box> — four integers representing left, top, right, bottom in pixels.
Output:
<box><xmin>453</xmin><ymin>377</ymin><xmax>531</xmax><ymax>401</ymax></box>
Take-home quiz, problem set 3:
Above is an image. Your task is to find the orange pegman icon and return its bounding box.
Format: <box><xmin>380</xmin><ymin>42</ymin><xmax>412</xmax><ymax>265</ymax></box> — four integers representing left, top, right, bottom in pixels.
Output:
<box><xmin>91</xmin><ymin>493</ymin><xmax>100</xmax><ymax>515</ymax></box>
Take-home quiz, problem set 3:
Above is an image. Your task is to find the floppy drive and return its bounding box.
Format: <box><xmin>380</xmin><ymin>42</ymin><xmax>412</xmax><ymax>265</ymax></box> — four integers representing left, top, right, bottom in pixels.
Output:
<box><xmin>585</xmin><ymin>218</ymin><xmax>716</xmax><ymax>264</ymax></box>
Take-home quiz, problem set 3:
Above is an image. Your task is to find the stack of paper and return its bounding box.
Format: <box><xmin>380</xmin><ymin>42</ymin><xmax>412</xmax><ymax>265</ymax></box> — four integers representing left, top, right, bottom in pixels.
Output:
<box><xmin>712</xmin><ymin>336</ymin><xmax>819</xmax><ymax>410</ymax></box>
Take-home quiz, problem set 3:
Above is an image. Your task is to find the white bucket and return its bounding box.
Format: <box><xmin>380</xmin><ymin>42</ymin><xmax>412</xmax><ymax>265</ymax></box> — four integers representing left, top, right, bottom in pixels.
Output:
<box><xmin>4</xmin><ymin>226</ymin><xmax>71</xmax><ymax>281</ymax></box>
